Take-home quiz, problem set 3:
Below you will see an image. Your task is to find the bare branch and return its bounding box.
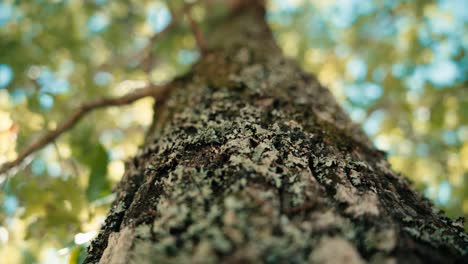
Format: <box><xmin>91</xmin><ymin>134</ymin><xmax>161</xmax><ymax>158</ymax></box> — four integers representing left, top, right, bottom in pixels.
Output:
<box><xmin>138</xmin><ymin>18</ymin><xmax>178</xmax><ymax>73</ymax></box>
<box><xmin>185</xmin><ymin>8</ymin><xmax>208</xmax><ymax>56</ymax></box>
<box><xmin>99</xmin><ymin>2</ymin><xmax>181</xmax><ymax>73</ymax></box>
<box><xmin>0</xmin><ymin>84</ymin><xmax>170</xmax><ymax>178</ymax></box>
<box><xmin>138</xmin><ymin>1</ymin><xmax>197</xmax><ymax>72</ymax></box>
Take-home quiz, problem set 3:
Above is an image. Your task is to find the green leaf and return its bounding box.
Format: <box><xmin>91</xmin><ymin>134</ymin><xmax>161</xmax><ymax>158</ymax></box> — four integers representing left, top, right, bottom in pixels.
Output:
<box><xmin>70</xmin><ymin>125</ymin><xmax>111</xmax><ymax>201</ymax></box>
<box><xmin>85</xmin><ymin>143</ymin><xmax>111</xmax><ymax>201</ymax></box>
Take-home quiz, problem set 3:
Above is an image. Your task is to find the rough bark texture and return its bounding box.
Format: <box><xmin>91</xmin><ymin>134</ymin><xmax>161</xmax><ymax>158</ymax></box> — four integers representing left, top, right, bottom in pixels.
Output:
<box><xmin>85</xmin><ymin>4</ymin><xmax>467</xmax><ymax>264</ymax></box>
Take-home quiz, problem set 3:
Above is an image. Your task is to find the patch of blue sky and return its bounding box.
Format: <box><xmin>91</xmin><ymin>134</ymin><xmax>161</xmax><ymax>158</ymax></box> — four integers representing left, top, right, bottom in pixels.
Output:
<box><xmin>417</xmin><ymin>26</ymin><xmax>432</xmax><ymax>47</ymax></box>
<box><xmin>327</xmin><ymin>0</ymin><xmax>375</xmax><ymax>28</ymax></box>
<box><xmin>31</xmin><ymin>158</ymin><xmax>46</xmax><ymax>175</ymax></box>
<box><xmin>47</xmin><ymin>78</ymin><xmax>70</xmax><ymax>94</ymax></box>
<box><xmin>372</xmin><ymin>67</ymin><xmax>387</xmax><ymax>83</ymax></box>
<box><xmin>345</xmin><ymin>84</ymin><xmax>361</xmax><ymax>103</ymax></box>
<box><xmin>305</xmin><ymin>16</ymin><xmax>326</xmax><ymax>37</ymax></box>
<box><xmin>47</xmin><ymin>162</ymin><xmax>62</xmax><ymax>177</ymax></box>
<box><xmin>87</xmin><ymin>13</ymin><xmax>110</xmax><ymax>34</ymax></box>
<box><xmin>383</xmin><ymin>1</ymin><xmax>399</xmax><ymax>9</ymax></box>
<box><xmin>391</xmin><ymin>63</ymin><xmax>407</xmax><ymax>78</ymax></box>
<box><xmin>37</xmin><ymin>69</ymin><xmax>54</xmax><ymax>88</ymax></box>
<box><xmin>426</xmin><ymin>59</ymin><xmax>459</xmax><ymax>87</ymax></box>
<box><xmin>271</xmin><ymin>0</ymin><xmax>302</xmax><ymax>13</ymax></box>
<box><xmin>362</xmin><ymin>82</ymin><xmax>383</xmax><ymax>101</ymax></box>
<box><xmin>357</xmin><ymin>0</ymin><xmax>376</xmax><ymax>16</ymax></box>
<box><xmin>437</xmin><ymin>180</ymin><xmax>451</xmax><ymax>205</ymax></box>
<box><xmin>442</xmin><ymin>130</ymin><xmax>458</xmax><ymax>146</ymax></box>
<box><xmin>438</xmin><ymin>0</ymin><xmax>468</xmax><ymax>23</ymax></box>
<box><xmin>344</xmin><ymin>103</ymin><xmax>366</xmax><ymax>122</ymax></box>
<box><xmin>345</xmin><ymin>82</ymin><xmax>382</xmax><ymax>107</ymax></box>
<box><xmin>405</xmin><ymin>66</ymin><xmax>426</xmax><ymax>91</ymax></box>
<box><xmin>270</xmin><ymin>13</ymin><xmax>292</xmax><ymax>27</ymax></box>
<box><xmin>0</xmin><ymin>3</ymin><xmax>14</xmax><ymax>27</ymax></box>
<box><xmin>0</xmin><ymin>64</ymin><xmax>13</xmax><ymax>89</ymax></box>
<box><xmin>431</xmin><ymin>39</ymin><xmax>461</xmax><ymax>59</ymax></box>
<box><xmin>366</xmin><ymin>13</ymin><xmax>396</xmax><ymax>39</ymax></box>
<box><xmin>363</xmin><ymin>110</ymin><xmax>385</xmax><ymax>136</ymax></box>
<box><xmin>94</xmin><ymin>71</ymin><xmax>113</xmax><ymax>86</ymax></box>
<box><xmin>266</xmin><ymin>12</ymin><xmax>282</xmax><ymax>25</ymax></box>
<box><xmin>328</xmin><ymin>6</ymin><xmax>354</xmax><ymax>28</ymax></box>
<box><xmin>177</xmin><ymin>49</ymin><xmax>199</xmax><ymax>65</ymax></box>
<box><xmin>38</xmin><ymin>68</ymin><xmax>70</xmax><ymax>94</ymax></box>
<box><xmin>39</xmin><ymin>93</ymin><xmax>54</xmax><ymax>110</ymax></box>
<box><xmin>147</xmin><ymin>2</ymin><xmax>171</xmax><ymax>33</ymax></box>
<box><xmin>346</xmin><ymin>57</ymin><xmax>367</xmax><ymax>81</ymax></box>
<box><xmin>405</xmin><ymin>57</ymin><xmax>461</xmax><ymax>90</ymax></box>
<box><xmin>10</xmin><ymin>89</ymin><xmax>27</xmax><ymax>105</ymax></box>
<box><xmin>427</xmin><ymin>11</ymin><xmax>455</xmax><ymax>36</ymax></box>
<box><xmin>3</xmin><ymin>195</ymin><xmax>18</xmax><ymax>216</ymax></box>
<box><xmin>394</xmin><ymin>15</ymin><xmax>414</xmax><ymax>35</ymax></box>
<box><xmin>38</xmin><ymin>69</ymin><xmax>54</xmax><ymax>84</ymax></box>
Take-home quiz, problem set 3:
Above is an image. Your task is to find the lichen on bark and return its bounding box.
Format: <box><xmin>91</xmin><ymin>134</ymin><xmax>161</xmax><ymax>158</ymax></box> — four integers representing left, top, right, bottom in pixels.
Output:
<box><xmin>85</xmin><ymin>4</ymin><xmax>467</xmax><ymax>264</ymax></box>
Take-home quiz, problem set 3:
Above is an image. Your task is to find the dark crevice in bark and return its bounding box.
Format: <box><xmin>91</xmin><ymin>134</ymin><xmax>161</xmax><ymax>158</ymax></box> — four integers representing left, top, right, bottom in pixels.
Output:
<box><xmin>84</xmin><ymin>159</ymin><xmax>146</xmax><ymax>263</ymax></box>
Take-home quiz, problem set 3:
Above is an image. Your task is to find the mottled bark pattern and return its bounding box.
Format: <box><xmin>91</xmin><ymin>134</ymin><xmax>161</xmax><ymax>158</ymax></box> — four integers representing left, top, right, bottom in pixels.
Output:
<box><xmin>85</xmin><ymin>5</ymin><xmax>467</xmax><ymax>264</ymax></box>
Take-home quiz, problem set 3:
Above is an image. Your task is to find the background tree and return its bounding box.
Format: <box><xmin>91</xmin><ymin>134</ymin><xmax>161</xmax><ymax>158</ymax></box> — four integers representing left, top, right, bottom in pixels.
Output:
<box><xmin>0</xmin><ymin>0</ymin><xmax>467</xmax><ymax>263</ymax></box>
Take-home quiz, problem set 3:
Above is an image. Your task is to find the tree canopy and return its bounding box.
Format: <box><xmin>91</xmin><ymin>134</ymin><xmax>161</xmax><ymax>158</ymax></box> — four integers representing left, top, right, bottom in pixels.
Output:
<box><xmin>0</xmin><ymin>0</ymin><xmax>466</xmax><ymax>263</ymax></box>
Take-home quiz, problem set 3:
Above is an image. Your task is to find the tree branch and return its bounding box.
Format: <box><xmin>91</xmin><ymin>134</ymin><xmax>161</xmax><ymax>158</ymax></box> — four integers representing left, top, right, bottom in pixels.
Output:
<box><xmin>138</xmin><ymin>18</ymin><xmax>178</xmax><ymax>74</ymax></box>
<box><xmin>138</xmin><ymin>1</ymin><xmax>197</xmax><ymax>73</ymax></box>
<box><xmin>185</xmin><ymin>8</ymin><xmax>208</xmax><ymax>56</ymax></box>
<box><xmin>0</xmin><ymin>84</ymin><xmax>170</xmax><ymax>178</ymax></box>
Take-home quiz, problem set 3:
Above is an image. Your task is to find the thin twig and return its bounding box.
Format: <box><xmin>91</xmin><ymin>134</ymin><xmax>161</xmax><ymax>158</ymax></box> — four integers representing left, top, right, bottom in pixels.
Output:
<box><xmin>99</xmin><ymin>3</ymin><xmax>179</xmax><ymax>73</ymax></box>
<box><xmin>138</xmin><ymin>19</ymin><xmax>178</xmax><ymax>73</ymax></box>
<box><xmin>0</xmin><ymin>84</ymin><xmax>170</xmax><ymax>177</ymax></box>
<box><xmin>137</xmin><ymin>1</ymin><xmax>197</xmax><ymax>73</ymax></box>
<box><xmin>185</xmin><ymin>9</ymin><xmax>208</xmax><ymax>56</ymax></box>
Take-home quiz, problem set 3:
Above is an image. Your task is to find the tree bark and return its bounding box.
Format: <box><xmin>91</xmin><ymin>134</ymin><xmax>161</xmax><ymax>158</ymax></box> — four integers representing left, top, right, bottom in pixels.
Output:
<box><xmin>84</xmin><ymin>3</ymin><xmax>467</xmax><ymax>264</ymax></box>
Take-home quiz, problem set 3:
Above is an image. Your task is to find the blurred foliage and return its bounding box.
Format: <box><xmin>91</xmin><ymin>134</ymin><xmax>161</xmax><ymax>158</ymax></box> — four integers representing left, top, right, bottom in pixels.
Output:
<box><xmin>0</xmin><ymin>0</ymin><xmax>466</xmax><ymax>263</ymax></box>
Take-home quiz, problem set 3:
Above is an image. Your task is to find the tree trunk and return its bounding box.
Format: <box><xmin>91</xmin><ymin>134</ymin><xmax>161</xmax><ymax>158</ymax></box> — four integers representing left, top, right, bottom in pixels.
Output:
<box><xmin>84</xmin><ymin>3</ymin><xmax>467</xmax><ymax>264</ymax></box>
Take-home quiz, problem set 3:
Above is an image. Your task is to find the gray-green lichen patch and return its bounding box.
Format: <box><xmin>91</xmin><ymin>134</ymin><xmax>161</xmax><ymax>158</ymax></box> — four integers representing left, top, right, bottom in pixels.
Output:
<box><xmin>334</xmin><ymin>185</ymin><xmax>380</xmax><ymax>217</ymax></box>
<box><xmin>309</xmin><ymin>209</ymin><xmax>347</xmax><ymax>231</ymax></box>
<box><xmin>365</xmin><ymin>227</ymin><xmax>397</xmax><ymax>252</ymax></box>
<box><xmin>113</xmin><ymin>201</ymin><xmax>126</xmax><ymax>214</ymax></box>
<box><xmin>348</xmin><ymin>169</ymin><xmax>362</xmax><ymax>186</ymax></box>
<box><xmin>309</xmin><ymin>236</ymin><xmax>364</xmax><ymax>264</ymax></box>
